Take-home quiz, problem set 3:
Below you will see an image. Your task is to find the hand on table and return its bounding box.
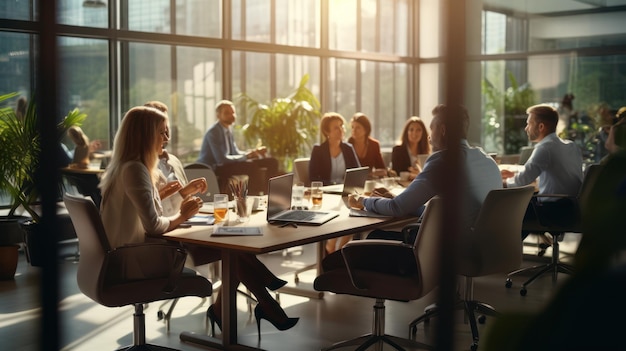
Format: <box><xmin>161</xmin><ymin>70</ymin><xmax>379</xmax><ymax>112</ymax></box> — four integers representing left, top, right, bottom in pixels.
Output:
<box><xmin>348</xmin><ymin>194</ymin><xmax>364</xmax><ymax>210</ymax></box>
<box><xmin>501</xmin><ymin>169</ymin><xmax>515</xmax><ymax>179</ymax></box>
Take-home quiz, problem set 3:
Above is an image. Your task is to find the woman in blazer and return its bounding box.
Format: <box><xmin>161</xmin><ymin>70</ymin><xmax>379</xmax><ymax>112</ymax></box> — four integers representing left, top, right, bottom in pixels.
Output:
<box><xmin>391</xmin><ymin>116</ymin><xmax>431</xmax><ymax>179</ymax></box>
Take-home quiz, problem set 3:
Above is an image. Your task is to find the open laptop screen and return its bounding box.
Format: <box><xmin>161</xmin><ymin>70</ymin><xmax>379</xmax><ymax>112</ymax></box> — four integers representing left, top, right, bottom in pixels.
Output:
<box><xmin>266</xmin><ymin>173</ymin><xmax>294</xmax><ymax>220</ymax></box>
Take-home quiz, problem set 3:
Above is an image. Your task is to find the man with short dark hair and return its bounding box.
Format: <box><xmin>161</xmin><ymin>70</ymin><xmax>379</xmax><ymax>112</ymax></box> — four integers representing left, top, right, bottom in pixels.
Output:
<box><xmin>502</xmin><ymin>103</ymin><xmax>583</xmax><ymax>241</ymax></box>
<box><xmin>348</xmin><ymin>104</ymin><xmax>502</xmax><ymax>243</ymax></box>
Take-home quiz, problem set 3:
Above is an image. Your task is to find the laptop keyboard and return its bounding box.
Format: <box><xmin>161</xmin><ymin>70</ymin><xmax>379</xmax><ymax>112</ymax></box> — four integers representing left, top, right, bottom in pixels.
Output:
<box><xmin>275</xmin><ymin>210</ymin><xmax>316</xmax><ymax>221</ymax></box>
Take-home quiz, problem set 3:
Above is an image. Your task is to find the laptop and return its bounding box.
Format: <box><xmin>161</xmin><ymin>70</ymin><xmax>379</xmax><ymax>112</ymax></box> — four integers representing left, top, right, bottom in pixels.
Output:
<box><xmin>266</xmin><ymin>173</ymin><xmax>339</xmax><ymax>225</ymax></box>
<box><xmin>341</xmin><ymin>166</ymin><xmax>370</xmax><ymax>207</ymax></box>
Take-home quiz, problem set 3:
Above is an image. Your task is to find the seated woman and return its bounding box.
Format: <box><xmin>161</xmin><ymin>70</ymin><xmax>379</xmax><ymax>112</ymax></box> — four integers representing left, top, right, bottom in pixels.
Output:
<box><xmin>309</xmin><ymin>112</ymin><xmax>361</xmax><ymax>253</ymax></box>
<box><xmin>391</xmin><ymin>116</ymin><xmax>431</xmax><ymax>179</ymax></box>
<box><xmin>99</xmin><ymin>106</ymin><xmax>297</xmax><ymax>338</ymax></box>
<box><xmin>347</xmin><ymin>113</ymin><xmax>387</xmax><ymax>178</ymax></box>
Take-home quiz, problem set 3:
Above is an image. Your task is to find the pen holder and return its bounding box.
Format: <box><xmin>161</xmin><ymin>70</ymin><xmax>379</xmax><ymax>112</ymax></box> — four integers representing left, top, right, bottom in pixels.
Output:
<box><xmin>235</xmin><ymin>196</ymin><xmax>254</xmax><ymax>223</ymax></box>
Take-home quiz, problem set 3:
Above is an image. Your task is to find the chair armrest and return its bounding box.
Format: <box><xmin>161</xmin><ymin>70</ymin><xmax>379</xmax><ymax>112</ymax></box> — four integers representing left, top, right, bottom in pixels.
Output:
<box><xmin>104</xmin><ymin>242</ymin><xmax>187</xmax><ymax>293</ymax></box>
<box><xmin>341</xmin><ymin>240</ymin><xmax>416</xmax><ymax>290</ymax></box>
<box><xmin>401</xmin><ymin>223</ymin><xmax>421</xmax><ymax>244</ymax></box>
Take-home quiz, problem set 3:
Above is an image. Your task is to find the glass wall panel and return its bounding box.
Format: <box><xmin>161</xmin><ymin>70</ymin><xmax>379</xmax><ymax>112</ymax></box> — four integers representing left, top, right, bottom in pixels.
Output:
<box><xmin>176</xmin><ymin>0</ymin><xmax>221</xmax><ymax>37</ymax></box>
<box><xmin>328</xmin><ymin>0</ymin><xmax>357</xmax><ymax>51</ymax></box>
<box><xmin>419</xmin><ymin>63</ymin><xmax>440</xmax><ymax>130</ymax></box>
<box><xmin>59</xmin><ymin>0</ymin><xmax>107</xmax><ymax>27</ymax></box>
<box><xmin>275</xmin><ymin>0</ymin><xmax>320</xmax><ymax>48</ymax></box>
<box><xmin>275</xmin><ymin>54</ymin><xmax>320</xmax><ymax>98</ymax></box>
<box><xmin>419</xmin><ymin>0</ymin><xmax>441</xmax><ymax>58</ymax></box>
<box><xmin>231</xmin><ymin>51</ymin><xmax>271</xmax><ymax>149</ymax></box>
<box><xmin>0</xmin><ymin>0</ymin><xmax>31</xmax><ymax>20</ymax></box>
<box><xmin>128</xmin><ymin>0</ymin><xmax>171</xmax><ymax>33</ymax></box>
<box><xmin>0</xmin><ymin>32</ymin><xmax>32</xmax><ymax>97</ymax></box>
<box><xmin>176</xmin><ymin>47</ymin><xmax>222</xmax><ymax>161</ymax></box>
<box><xmin>232</xmin><ymin>0</ymin><xmax>271</xmax><ymax>42</ymax></box>
<box><xmin>360</xmin><ymin>0</ymin><xmax>376</xmax><ymax>52</ymax></box>
<box><xmin>326</xmin><ymin>58</ymin><xmax>356</xmax><ymax>121</ymax></box>
<box><xmin>58</xmin><ymin>37</ymin><xmax>110</xmax><ymax>150</ymax></box>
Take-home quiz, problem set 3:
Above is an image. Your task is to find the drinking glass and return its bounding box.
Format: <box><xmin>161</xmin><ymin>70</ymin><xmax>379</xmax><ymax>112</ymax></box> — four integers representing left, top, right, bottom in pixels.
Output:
<box><xmin>213</xmin><ymin>194</ymin><xmax>229</xmax><ymax>225</ymax></box>
<box><xmin>292</xmin><ymin>183</ymin><xmax>305</xmax><ymax>208</ymax></box>
<box><xmin>310</xmin><ymin>181</ymin><xmax>323</xmax><ymax>209</ymax></box>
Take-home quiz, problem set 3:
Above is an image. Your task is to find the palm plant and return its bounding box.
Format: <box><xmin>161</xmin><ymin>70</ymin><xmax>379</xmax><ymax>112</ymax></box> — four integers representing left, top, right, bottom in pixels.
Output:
<box><xmin>237</xmin><ymin>74</ymin><xmax>321</xmax><ymax>172</ymax></box>
<box><xmin>0</xmin><ymin>92</ymin><xmax>87</xmax><ymax>222</ymax></box>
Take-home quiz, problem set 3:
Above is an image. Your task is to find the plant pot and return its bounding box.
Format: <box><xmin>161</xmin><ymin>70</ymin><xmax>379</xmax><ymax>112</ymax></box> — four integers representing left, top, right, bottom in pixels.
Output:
<box><xmin>0</xmin><ymin>245</ymin><xmax>19</xmax><ymax>280</ymax></box>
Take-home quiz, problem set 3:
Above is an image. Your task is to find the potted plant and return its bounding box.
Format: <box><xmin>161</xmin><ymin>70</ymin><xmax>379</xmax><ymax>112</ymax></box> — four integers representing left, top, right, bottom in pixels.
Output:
<box><xmin>237</xmin><ymin>74</ymin><xmax>321</xmax><ymax>172</ymax></box>
<box><xmin>483</xmin><ymin>71</ymin><xmax>536</xmax><ymax>155</ymax></box>
<box><xmin>0</xmin><ymin>92</ymin><xmax>87</xmax><ymax>270</ymax></box>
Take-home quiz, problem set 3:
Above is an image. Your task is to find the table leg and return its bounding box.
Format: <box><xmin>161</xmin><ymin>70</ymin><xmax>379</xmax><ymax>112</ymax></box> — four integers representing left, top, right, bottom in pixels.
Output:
<box><xmin>180</xmin><ymin>251</ymin><xmax>264</xmax><ymax>350</ymax></box>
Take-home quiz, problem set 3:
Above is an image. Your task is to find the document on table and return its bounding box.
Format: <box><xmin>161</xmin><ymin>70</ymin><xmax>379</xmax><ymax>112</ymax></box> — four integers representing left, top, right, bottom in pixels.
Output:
<box><xmin>349</xmin><ymin>209</ymin><xmax>392</xmax><ymax>218</ymax></box>
<box><xmin>212</xmin><ymin>226</ymin><xmax>263</xmax><ymax>236</ymax></box>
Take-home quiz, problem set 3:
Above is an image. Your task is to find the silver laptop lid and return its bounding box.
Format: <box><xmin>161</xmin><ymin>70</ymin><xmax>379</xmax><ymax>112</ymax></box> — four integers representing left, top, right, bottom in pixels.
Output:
<box><xmin>342</xmin><ymin>166</ymin><xmax>370</xmax><ymax>207</ymax></box>
<box><xmin>266</xmin><ymin>173</ymin><xmax>294</xmax><ymax>220</ymax></box>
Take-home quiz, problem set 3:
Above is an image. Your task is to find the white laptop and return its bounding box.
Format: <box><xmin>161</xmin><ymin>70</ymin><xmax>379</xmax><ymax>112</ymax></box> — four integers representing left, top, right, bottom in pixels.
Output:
<box><xmin>266</xmin><ymin>173</ymin><xmax>339</xmax><ymax>226</ymax></box>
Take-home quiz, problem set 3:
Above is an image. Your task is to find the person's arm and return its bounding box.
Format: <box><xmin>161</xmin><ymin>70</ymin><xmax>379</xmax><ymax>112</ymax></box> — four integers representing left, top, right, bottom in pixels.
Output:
<box><xmin>123</xmin><ymin>162</ymin><xmax>170</xmax><ymax>236</ymax></box>
<box><xmin>360</xmin><ymin>156</ymin><xmax>439</xmax><ymax>217</ymax></box>
<box><xmin>508</xmin><ymin>146</ymin><xmax>545</xmax><ymax>187</ymax></box>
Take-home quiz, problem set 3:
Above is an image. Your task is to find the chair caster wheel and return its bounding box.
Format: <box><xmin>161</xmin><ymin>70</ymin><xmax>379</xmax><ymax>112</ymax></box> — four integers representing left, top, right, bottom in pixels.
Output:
<box><xmin>294</xmin><ymin>275</ymin><xmax>300</xmax><ymax>284</ymax></box>
<box><xmin>470</xmin><ymin>342</ymin><xmax>478</xmax><ymax>351</ymax></box>
<box><xmin>478</xmin><ymin>315</ymin><xmax>486</xmax><ymax>324</ymax></box>
<box><xmin>157</xmin><ymin>310</ymin><xmax>164</xmax><ymax>321</ymax></box>
<box><xmin>505</xmin><ymin>279</ymin><xmax>512</xmax><ymax>288</ymax></box>
<box><xmin>520</xmin><ymin>288</ymin><xmax>527</xmax><ymax>296</ymax></box>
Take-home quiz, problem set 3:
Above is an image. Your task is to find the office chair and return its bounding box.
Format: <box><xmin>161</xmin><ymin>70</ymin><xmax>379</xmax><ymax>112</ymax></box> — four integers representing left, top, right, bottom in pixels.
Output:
<box><xmin>313</xmin><ymin>197</ymin><xmax>446</xmax><ymax>351</ymax></box>
<box><xmin>506</xmin><ymin>164</ymin><xmax>603</xmax><ymax>296</ymax></box>
<box><xmin>293</xmin><ymin>157</ymin><xmax>311</xmax><ymax>187</ymax></box>
<box><xmin>63</xmin><ymin>193</ymin><xmax>213</xmax><ymax>350</ymax></box>
<box><xmin>409</xmin><ymin>186</ymin><xmax>535</xmax><ymax>351</ymax></box>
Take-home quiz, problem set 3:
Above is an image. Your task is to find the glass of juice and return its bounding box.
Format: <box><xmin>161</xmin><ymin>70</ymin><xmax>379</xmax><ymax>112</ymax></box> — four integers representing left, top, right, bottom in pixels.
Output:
<box><xmin>213</xmin><ymin>194</ymin><xmax>229</xmax><ymax>225</ymax></box>
<box><xmin>310</xmin><ymin>181</ymin><xmax>323</xmax><ymax>209</ymax></box>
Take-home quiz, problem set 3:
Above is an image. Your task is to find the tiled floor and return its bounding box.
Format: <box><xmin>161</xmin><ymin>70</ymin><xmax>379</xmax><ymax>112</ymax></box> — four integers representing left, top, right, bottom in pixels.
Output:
<box><xmin>1</xmin><ymin>237</ymin><xmax>580</xmax><ymax>351</ymax></box>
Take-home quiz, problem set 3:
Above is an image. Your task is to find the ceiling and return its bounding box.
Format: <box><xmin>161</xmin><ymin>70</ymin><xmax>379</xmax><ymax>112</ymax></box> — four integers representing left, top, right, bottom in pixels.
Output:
<box><xmin>482</xmin><ymin>0</ymin><xmax>626</xmax><ymax>15</ymax></box>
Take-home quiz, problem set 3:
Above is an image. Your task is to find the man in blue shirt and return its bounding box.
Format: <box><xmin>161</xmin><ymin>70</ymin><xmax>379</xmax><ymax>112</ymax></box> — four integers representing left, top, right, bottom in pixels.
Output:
<box><xmin>501</xmin><ymin>103</ymin><xmax>583</xmax><ymax>241</ymax></box>
<box><xmin>197</xmin><ymin>100</ymin><xmax>278</xmax><ymax>195</ymax></box>
<box><xmin>348</xmin><ymin>104</ymin><xmax>503</xmax><ymax>243</ymax></box>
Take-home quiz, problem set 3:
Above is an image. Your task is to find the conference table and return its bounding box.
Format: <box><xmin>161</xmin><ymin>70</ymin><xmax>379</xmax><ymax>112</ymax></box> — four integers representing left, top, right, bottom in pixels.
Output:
<box><xmin>164</xmin><ymin>193</ymin><xmax>416</xmax><ymax>350</ymax></box>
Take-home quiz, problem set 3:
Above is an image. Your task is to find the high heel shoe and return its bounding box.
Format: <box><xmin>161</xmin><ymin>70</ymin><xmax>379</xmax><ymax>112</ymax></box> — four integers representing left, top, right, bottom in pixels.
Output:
<box><xmin>266</xmin><ymin>277</ymin><xmax>287</xmax><ymax>291</ymax></box>
<box><xmin>254</xmin><ymin>305</ymin><xmax>299</xmax><ymax>340</ymax></box>
<box><xmin>206</xmin><ymin>305</ymin><xmax>222</xmax><ymax>336</ymax></box>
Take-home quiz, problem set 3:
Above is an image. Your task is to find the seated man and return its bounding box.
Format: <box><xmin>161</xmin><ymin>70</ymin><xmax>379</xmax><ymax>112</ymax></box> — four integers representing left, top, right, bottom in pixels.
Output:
<box><xmin>197</xmin><ymin>100</ymin><xmax>279</xmax><ymax>195</ymax></box>
<box><xmin>501</xmin><ymin>103</ymin><xmax>583</xmax><ymax>243</ymax></box>
<box><xmin>345</xmin><ymin>104</ymin><xmax>502</xmax><ymax>246</ymax></box>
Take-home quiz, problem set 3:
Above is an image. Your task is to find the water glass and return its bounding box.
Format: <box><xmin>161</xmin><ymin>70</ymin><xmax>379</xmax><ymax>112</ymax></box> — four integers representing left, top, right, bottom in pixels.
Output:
<box><xmin>310</xmin><ymin>181</ymin><xmax>323</xmax><ymax>209</ymax></box>
<box><xmin>213</xmin><ymin>194</ymin><xmax>229</xmax><ymax>225</ymax></box>
<box><xmin>292</xmin><ymin>183</ymin><xmax>305</xmax><ymax>208</ymax></box>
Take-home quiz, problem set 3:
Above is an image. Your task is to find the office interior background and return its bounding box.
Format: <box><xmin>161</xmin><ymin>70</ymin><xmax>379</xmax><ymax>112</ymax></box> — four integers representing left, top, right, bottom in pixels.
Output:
<box><xmin>1</xmin><ymin>0</ymin><xmax>625</xmax><ymax>182</ymax></box>
<box><xmin>0</xmin><ymin>1</ymin><xmax>625</xmax><ymax>350</ymax></box>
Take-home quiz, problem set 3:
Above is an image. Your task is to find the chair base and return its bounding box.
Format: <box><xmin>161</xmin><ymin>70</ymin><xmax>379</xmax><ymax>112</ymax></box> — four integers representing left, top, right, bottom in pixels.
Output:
<box><xmin>117</xmin><ymin>344</ymin><xmax>180</xmax><ymax>351</ymax></box>
<box><xmin>325</xmin><ymin>298</ymin><xmax>432</xmax><ymax>351</ymax></box>
<box><xmin>322</xmin><ymin>333</ymin><xmax>430</xmax><ymax>351</ymax></box>
<box><xmin>507</xmin><ymin>233</ymin><xmax>575</xmax><ymax>296</ymax></box>
<box><xmin>409</xmin><ymin>279</ymin><xmax>497</xmax><ymax>351</ymax></box>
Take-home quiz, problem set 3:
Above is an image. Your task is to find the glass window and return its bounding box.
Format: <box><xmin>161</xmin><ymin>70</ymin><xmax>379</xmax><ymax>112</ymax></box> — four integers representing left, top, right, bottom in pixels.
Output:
<box><xmin>326</xmin><ymin>58</ymin><xmax>357</xmax><ymax>119</ymax></box>
<box><xmin>232</xmin><ymin>0</ymin><xmax>271</xmax><ymax>42</ymax></box>
<box><xmin>419</xmin><ymin>0</ymin><xmax>441</xmax><ymax>58</ymax></box>
<box><xmin>0</xmin><ymin>32</ymin><xmax>32</xmax><ymax>97</ymax></box>
<box><xmin>59</xmin><ymin>0</ymin><xmax>108</xmax><ymax>27</ymax></box>
<box><xmin>176</xmin><ymin>47</ymin><xmax>222</xmax><ymax>161</ymax></box>
<box><xmin>328</xmin><ymin>0</ymin><xmax>357</xmax><ymax>51</ymax></box>
<box><xmin>275</xmin><ymin>54</ymin><xmax>320</xmax><ymax>98</ymax></box>
<box><xmin>58</xmin><ymin>37</ymin><xmax>110</xmax><ymax>150</ymax></box>
<box><xmin>275</xmin><ymin>0</ymin><xmax>320</xmax><ymax>48</ymax></box>
<box><xmin>0</xmin><ymin>0</ymin><xmax>32</xmax><ymax>20</ymax></box>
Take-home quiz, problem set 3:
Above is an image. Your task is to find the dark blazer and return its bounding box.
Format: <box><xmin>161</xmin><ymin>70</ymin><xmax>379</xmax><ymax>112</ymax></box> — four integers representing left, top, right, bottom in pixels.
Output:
<box><xmin>348</xmin><ymin>136</ymin><xmax>386</xmax><ymax>170</ymax></box>
<box><xmin>309</xmin><ymin>141</ymin><xmax>360</xmax><ymax>185</ymax></box>
<box><xmin>391</xmin><ymin>145</ymin><xmax>412</xmax><ymax>175</ymax></box>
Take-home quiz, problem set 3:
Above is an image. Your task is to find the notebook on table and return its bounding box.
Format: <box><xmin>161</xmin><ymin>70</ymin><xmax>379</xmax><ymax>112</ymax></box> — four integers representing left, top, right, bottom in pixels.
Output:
<box><xmin>266</xmin><ymin>173</ymin><xmax>339</xmax><ymax>225</ymax></box>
